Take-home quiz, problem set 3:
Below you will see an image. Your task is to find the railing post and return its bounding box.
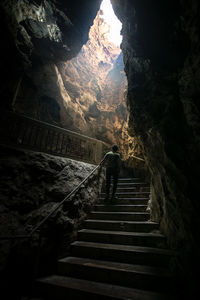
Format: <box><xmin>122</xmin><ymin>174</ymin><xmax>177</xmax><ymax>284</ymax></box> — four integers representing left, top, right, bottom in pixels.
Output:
<box><xmin>30</xmin><ymin>229</ymin><xmax>42</xmax><ymax>297</ymax></box>
<box><xmin>0</xmin><ymin>109</ymin><xmax>110</xmax><ymax>163</ymax></box>
<box><xmin>12</xmin><ymin>76</ymin><xmax>23</xmax><ymax>112</ymax></box>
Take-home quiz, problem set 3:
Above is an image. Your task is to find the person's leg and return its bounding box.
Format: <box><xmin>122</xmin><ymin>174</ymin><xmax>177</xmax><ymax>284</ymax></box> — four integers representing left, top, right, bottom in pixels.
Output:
<box><xmin>105</xmin><ymin>168</ymin><xmax>112</xmax><ymax>200</ymax></box>
<box><xmin>111</xmin><ymin>169</ymin><xmax>119</xmax><ymax>200</ymax></box>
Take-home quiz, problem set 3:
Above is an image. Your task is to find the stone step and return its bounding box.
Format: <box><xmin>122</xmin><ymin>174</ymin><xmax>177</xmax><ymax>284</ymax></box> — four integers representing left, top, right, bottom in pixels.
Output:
<box><xmin>117</xmin><ymin>182</ymin><xmax>148</xmax><ymax>186</ymax></box>
<box><xmin>118</xmin><ymin>178</ymin><xmax>144</xmax><ymax>183</ymax></box>
<box><xmin>70</xmin><ymin>241</ymin><xmax>176</xmax><ymax>267</ymax></box>
<box><xmin>35</xmin><ymin>275</ymin><xmax>171</xmax><ymax>300</ymax></box>
<box><xmin>98</xmin><ymin>197</ymin><xmax>149</xmax><ymax>205</ymax></box>
<box><xmin>83</xmin><ymin>220</ymin><xmax>159</xmax><ymax>232</ymax></box>
<box><xmin>115</xmin><ymin>187</ymin><xmax>150</xmax><ymax>193</ymax></box>
<box><xmin>89</xmin><ymin>211</ymin><xmax>150</xmax><ymax>221</ymax></box>
<box><xmin>77</xmin><ymin>229</ymin><xmax>166</xmax><ymax>248</ymax></box>
<box><xmin>101</xmin><ymin>192</ymin><xmax>150</xmax><ymax>198</ymax></box>
<box><xmin>57</xmin><ymin>256</ymin><xmax>174</xmax><ymax>293</ymax></box>
<box><xmin>116</xmin><ymin>187</ymin><xmax>136</xmax><ymax>192</ymax></box>
<box><xmin>94</xmin><ymin>204</ymin><xmax>148</xmax><ymax>212</ymax></box>
<box><xmin>137</xmin><ymin>186</ymin><xmax>150</xmax><ymax>192</ymax></box>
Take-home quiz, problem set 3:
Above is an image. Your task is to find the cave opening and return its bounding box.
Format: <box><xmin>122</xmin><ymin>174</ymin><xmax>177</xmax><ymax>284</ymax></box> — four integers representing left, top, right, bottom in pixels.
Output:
<box><xmin>9</xmin><ymin>0</ymin><xmax>136</xmax><ymax>162</ymax></box>
<box><xmin>100</xmin><ymin>0</ymin><xmax>122</xmax><ymax>46</ymax></box>
<box><xmin>58</xmin><ymin>0</ymin><xmax>131</xmax><ymax>160</ymax></box>
<box><xmin>1</xmin><ymin>1</ymin><xmax>200</xmax><ymax>298</ymax></box>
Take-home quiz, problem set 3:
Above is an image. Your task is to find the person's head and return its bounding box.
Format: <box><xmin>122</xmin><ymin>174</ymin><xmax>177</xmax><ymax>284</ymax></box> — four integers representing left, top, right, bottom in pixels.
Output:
<box><xmin>112</xmin><ymin>144</ymin><xmax>118</xmax><ymax>152</ymax></box>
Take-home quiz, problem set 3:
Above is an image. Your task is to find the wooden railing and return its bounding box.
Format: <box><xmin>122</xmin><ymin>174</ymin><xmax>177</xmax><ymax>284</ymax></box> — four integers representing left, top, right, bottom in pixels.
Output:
<box><xmin>0</xmin><ymin>110</ymin><xmax>109</xmax><ymax>164</ymax></box>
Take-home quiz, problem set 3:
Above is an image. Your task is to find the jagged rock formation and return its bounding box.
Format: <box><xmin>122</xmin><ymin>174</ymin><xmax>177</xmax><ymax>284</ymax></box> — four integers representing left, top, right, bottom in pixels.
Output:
<box><xmin>111</xmin><ymin>0</ymin><xmax>200</xmax><ymax>296</ymax></box>
<box><xmin>57</xmin><ymin>11</ymin><xmax>128</xmax><ymax>154</ymax></box>
<box><xmin>0</xmin><ymin>0</ymin><xmax>102</xmax><ymax>108</ymax></box>
<box><xmin>0</xmin><ymin>144</ymin><xmax>103</xmax><ymax>296</ymax></box>
<box><xmin>0</xmin><ymin>0</ymin><xmax>200</xmax><ymax>297</ymax></box>
<box><xmin>0</xmin><ymin>0</ymin><xmax>131</xmax><ymax>159</ymax></box>
<box><xmin>11</xmin><ymin>9</ymin><xmax>129</xmax><ymax>158</ymax></box>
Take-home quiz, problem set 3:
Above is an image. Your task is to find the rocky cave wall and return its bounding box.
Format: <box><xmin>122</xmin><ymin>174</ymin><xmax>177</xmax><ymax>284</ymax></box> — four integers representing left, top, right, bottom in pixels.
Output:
<box><xmin>111</xmin><ymin>0</ymin><xmax>200</xmax><ymax>293</ymax></box>
<box><xmin>1</xmin><ymin>0</ymin><xmax>200</xmax><ymax>295</ymax></box>
<box><xmin>56</xmin><ymin>12</ymin><xmax>128</xmax><ymax>150</ymax></box>
<box><xmin>0</xmin><ymin>0</ymin><xmax>102</xmax><ymax>108</ymax></box>
<box><xmin>0</xmin><ymin>0</ymin><xmax>105</xmax><ymax>296</ymax></box>
<box><xmin>0</xmin><ymin>144</ymin><xmax>104</xmax><ymax>296</ymax></box>
<box><xmin>0</xmin><ymin>0</ymin><xmax>136</xmax><ymax>161</ymax></box>
<box><xmin>11</xmin><ymin>9</ymin><xmax>130</xmax><ymax>159</ymax></box>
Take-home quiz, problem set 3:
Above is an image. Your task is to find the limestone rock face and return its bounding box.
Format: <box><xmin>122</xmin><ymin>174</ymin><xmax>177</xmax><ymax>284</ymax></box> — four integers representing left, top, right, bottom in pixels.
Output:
<box><xmin>58</xmin><ymin>11</ymin><xmax>128</xmax><ymax>153</ymax></box>
<box><xmin>111</xmin><ymin>0</ymin><xmax>200</xmax><ymax>293</ymax></box>
<box><xmin>1</xmin><ymin>0</ymin><xmax>102</xmax><ymax>64</ymax></box>
<box><xmin>2</xmin><ymin>0</ymin><xmax>200</xmax><ymax>294</ymax></box>
<box><xmin>0</xmin><ymin>145</ymin><xmax>100</xmax><ymax>238</ymax></box>
<box><xmin>1</xmin><ymin>1</ymin><xmax>129</xmax><ymax>159</ymax></box>
<box><xmin>0</xmin><ymin>0</ymin><xmax>101</xmax><ymax>107</ymax></box>
<box><xmin>13</xmin><ymin>9</ymin><xmax>129</xmax><ymax>158</ymax></box>
<box><xmin>0</xmin><ymin>144</ymin><xmax>103</xmax><ymax>294</ymax></box>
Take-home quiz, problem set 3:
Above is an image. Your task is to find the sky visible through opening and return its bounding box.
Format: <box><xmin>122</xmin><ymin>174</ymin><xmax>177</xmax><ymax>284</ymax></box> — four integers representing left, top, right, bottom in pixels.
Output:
<box><xmin>100</xmin><ymin>0</ymin><xmax>122</xmax><ymax>46</ymax></box>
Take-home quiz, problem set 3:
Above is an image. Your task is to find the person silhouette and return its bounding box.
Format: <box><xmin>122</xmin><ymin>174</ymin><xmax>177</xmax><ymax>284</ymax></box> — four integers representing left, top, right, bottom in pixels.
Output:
<box><xmin>100</xmin><ymin>144</ymin><xmax>121</xmax><ymax>203</ymax></box>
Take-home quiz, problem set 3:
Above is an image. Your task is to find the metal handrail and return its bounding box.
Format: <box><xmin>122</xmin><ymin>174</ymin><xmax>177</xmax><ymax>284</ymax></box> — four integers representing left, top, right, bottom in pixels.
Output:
<box><xmin>132</xmin><ymin>155</ymin><xmax>145</xmax><ymax>162</ymax></box>
<box><xmin>29</xmin><ymin>164</ymin><xmax>100</xmax><ymax>236</ymax></box>
<box><xmin>0</xmin><ymin>109</ymin><xmax>110</xmax><ymax>165</ymax></box>
<box><xmin>0</xmin><ymin>235</ymin><xmax>30</xmax><ymax>240</ymax></box>
<box><xmin>0</xmin><ymin>163</ymin><xmax>101</xmax><ymax>240</ymax></box>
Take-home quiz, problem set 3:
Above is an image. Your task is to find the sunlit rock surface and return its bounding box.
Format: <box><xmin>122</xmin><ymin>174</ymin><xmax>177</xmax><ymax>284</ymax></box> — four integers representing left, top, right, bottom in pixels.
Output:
<box><xmin>58</xmin><ymin>11</ymin><xmax>128</xmax><ymax>155</ymax></box>
<box><xmin>0</xmin><ymin>0</ymin><xmax>101</xmax><ymax>107</ymax></box>
<box><xmin>13</xmin><ymin>8</ymin><xmax>130</xmax><ymax>159</ymax></box>
<box><xmin>8</xmin><ymin>5</ymin><xmax>130</xmax><ymax>159</ymax></box>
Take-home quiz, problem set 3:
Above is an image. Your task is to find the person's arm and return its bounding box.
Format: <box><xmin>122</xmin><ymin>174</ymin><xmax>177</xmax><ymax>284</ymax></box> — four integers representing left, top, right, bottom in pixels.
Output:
<box><xmin>100</xmin><ymin>152</ymin><xmax>110</xmax><ymax>166</ymax></box>
<box><xmin>100</xmin><ymin>153</ymin><xmax>108</xmax><ymax>166</ymax></box>
<box><xmin>118</xmin><ymin>153</ymin><xmax>122</xmax><ymax>170</ymax></box>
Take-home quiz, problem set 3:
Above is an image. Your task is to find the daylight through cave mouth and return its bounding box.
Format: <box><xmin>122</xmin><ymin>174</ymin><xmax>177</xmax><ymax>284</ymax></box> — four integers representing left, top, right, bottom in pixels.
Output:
<box><xmin>100</xmin><ymin>0</ymin><xmax>122</xmax><ymax>46</ymax></box>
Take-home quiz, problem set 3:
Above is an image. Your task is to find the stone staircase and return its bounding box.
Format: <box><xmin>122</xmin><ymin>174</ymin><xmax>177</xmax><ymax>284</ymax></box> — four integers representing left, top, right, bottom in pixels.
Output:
<box><xmin>35</xmin><ymin>177</ymin><xmax>178</xmax><ymax>300</ymax></box>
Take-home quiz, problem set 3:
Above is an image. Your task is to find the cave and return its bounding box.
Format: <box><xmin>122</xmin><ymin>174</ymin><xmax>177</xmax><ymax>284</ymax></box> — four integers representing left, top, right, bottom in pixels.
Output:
<box><xmin>0</xmin><ymin>1</ymin><xmax>200</xmax><ymax>299</ymax></box>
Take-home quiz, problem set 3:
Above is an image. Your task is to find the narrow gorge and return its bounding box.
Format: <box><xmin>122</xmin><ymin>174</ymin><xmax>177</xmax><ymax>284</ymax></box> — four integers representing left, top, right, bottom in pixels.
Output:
<box><xmin>0</xmin><ymin>1</ymin><xmax>200</xmax><ymax>299</ymax></box>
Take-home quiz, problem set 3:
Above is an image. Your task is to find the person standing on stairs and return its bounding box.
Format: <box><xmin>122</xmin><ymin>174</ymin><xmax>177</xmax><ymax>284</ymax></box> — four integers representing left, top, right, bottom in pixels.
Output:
<box><xmin>100</xmin><ymin>144</ymin><xmax>121</xmax><ymax>203</ymax></box>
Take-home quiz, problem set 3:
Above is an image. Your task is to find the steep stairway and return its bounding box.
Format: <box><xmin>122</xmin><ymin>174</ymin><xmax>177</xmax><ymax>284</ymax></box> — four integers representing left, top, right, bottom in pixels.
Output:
<box><xmin>35</xmin><ymin>177</ymin><xmax>178</xmax><ymax>300</ymax></box>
